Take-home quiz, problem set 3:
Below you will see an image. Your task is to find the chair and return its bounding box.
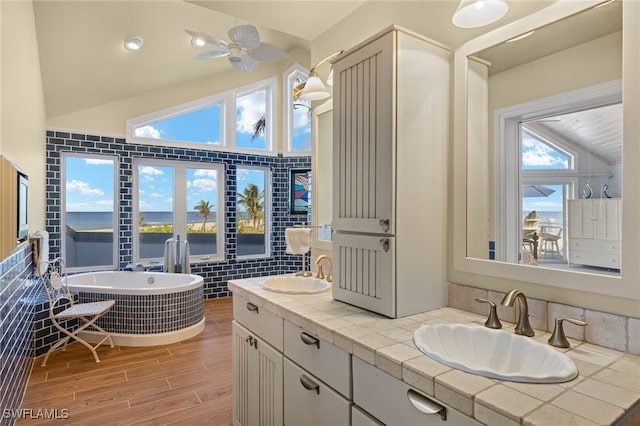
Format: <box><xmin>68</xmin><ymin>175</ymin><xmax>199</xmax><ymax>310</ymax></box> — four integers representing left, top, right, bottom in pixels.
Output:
<box><xmin>40</xmin><ymin>257</ymin><xmax>115</xmax><ymax>366</ymax></box>
<box><xmin>522</xmin><ymin>212</ymin><xmax>540</xmax><ymax>258</ymax></box>
<box><xmin>540</xmin><ymin>225</ymin><xmax>563</xmax><ymax>258</ymax></box>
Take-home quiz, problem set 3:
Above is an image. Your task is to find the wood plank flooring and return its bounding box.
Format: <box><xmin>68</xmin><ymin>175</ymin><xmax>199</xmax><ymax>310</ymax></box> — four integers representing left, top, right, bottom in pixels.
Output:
<box><xmin>18</xmin><ymin>297</ymin><xmax>233</xmax><ymax>425</ymax></box>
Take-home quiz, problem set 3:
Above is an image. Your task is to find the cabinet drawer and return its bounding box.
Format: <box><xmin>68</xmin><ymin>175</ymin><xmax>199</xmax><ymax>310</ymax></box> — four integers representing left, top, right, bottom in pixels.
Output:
<box><xmin>233</xmin><ymin>294</ymin><xmax>283</xmax><ymax>351</ymax></box>
<box><xmin>570</xmin><ymin>251</ymin><xmax>620</xmax><ymax>269</ymax></box>
<box><xmin>284</xmin><ymin>358</ymin><xmax>350</xmax><ymax>426</ymax></box>
<box><xmin>571</xmin><ymin>238</ymin><xmax>619</xmax><ymax>254</ymax></box>
<box><xmin>284</xmin><ymin>320</ymin><xmax>351</xmax><ymax>397</ymax></box>
<box><xmin>353</xmin><ymin>357</ymin><xmax>482</xmax><ymax>426</ymax></box>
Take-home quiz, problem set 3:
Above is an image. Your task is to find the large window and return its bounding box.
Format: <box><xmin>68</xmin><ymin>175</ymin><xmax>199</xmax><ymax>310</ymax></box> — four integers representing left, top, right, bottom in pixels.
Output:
<box><xmin>134</xmin><ymin>159</ymin><xmax>224</xmax><ymax>264</ymax></box>
<box><xmin>62</xmin><ymin>153</ymin><xmax>118</xmax><ymax>270</ymax></box>
<box><xmin>237</xmin><ymin>166</ymin><xmax>270</xmax><ymax>257</ymax></box>
<box><xmin>127</xmin><ymin>78</ymin><xmax>276</xmax><ymax>155</ymax></box>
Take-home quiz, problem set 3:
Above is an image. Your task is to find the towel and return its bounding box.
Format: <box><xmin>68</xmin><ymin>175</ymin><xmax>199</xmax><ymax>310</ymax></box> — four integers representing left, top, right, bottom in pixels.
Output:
<box><xmin>285</xmin><ymin>228</ymin><xmax>311</xmax><ymax>255</ymax></box>
<box><xmin>32</xmin><ymin>230</ymin><xmax>49</xmax><ymax>276</ymax></box>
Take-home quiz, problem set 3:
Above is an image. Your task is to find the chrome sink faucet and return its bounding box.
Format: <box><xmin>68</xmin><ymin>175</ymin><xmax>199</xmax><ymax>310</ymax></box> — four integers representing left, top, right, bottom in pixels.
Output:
<box><xmin>314</xmin><ymin>255</ymin><xmax>333</xmax><ymax>282</ymax></box>
<box><xmin>501</xmin><ymin>289</ymin><xmax>535</xmax><ymax>337</ymax></box>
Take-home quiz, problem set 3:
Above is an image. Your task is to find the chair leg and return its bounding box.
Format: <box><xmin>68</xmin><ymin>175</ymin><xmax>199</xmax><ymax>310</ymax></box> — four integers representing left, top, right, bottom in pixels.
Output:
<box><xmin>45</xmin><ymin>313</ymin><xmax>114</xmax><ymax>365</ymax></box>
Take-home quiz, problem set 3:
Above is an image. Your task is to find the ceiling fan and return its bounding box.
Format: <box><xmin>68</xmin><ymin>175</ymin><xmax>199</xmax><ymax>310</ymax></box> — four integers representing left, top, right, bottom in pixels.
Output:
<box><xmin>185</xmin><ymin>25</ymin><xmax>288</xmax><ymax>72</ymax></box>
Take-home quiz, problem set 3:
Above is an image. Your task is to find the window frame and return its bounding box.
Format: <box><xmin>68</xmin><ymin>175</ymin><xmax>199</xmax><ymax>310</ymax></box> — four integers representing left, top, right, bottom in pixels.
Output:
<box><xmin>61</xmin><ymin>152</ymin><xmax>119</xmax><ymax>272</ymax></box>
<box><xmin>236</xmin><ymin>165</ymin><xmax>271</xmax><ymax>260</ymax></box>
<box><xmin>132</xmin><ymin>158</ymin><xmax>225</xmax><ymax>265</ymax></box>
<box><xmin>126</xmin><ymin>77</ymin><xmax>278</xmax><ymax>156</ymax></box>
<box><xmin>283</xmin><ymin>63</ymin><xmax>311</xmax><ymax>156</ymax></box>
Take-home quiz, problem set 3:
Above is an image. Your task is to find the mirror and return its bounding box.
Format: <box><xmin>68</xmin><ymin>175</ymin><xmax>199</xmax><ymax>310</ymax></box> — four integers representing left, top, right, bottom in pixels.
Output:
<box><xmin>453</xmin><ymin>0</ymin><xmax>640</xmax><ymax>300</ymax></box>
<box><xmin>311</xmin><ymin>100</ymin><xmax>333</xmax><ymax>248</ymax></box>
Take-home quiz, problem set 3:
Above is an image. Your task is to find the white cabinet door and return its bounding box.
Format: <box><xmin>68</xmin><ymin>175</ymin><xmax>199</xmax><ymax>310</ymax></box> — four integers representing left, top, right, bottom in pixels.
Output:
<box><xmin>232</xmin><ymin>321</ymin><xmax>283</xmax><ymax>426</ymax></box>
<box><xmin>594</xmin><ymin>199</ymin><xmax>620</xmax><ymax>241</ymax></box>
<box><xmin>332</xmin><ymin>232</ymin><xmax>395</xmax><ymax>317</ymax></box>
<box><xmin>333</xmin><ymin>31</ymin><xmax>395</xmax><ymax>235</ymax></box>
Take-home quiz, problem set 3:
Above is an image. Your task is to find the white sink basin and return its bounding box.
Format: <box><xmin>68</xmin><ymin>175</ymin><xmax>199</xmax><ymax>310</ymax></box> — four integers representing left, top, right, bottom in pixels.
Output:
<box><xmin>262</xmin><ymin>276</ymin><xmax>331</xmax><ymax>294</ymax></box>
<box><xmin>413</xmin><ymin>324</ymin><xmax>578</xmax><ymax>383</ymax></box>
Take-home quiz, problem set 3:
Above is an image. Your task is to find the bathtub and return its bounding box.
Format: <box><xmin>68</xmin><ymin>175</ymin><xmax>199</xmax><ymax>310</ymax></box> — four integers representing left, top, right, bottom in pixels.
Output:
<box><xmin>67</xmin><ymin>271</ymin><xmax>205</xmax><ymax>347</ymax></box>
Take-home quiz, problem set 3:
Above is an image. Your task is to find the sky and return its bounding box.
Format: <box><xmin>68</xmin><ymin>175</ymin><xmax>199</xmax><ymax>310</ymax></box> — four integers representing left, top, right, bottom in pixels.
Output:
<box><xmin>66</xmin><ymin>89</ymin><xmax>310</xmax><ymax>213</ymax></box>
<box><xmin>521</xmin><ymin>132</ymin><xmax>567</xmax><ymax>214</ymax></box>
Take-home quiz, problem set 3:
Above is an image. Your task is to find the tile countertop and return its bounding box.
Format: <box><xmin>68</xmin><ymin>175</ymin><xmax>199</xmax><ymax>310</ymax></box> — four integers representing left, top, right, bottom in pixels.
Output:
<box><xmin>228</xmin><ymin>276</ymin><xmax>640</xmax><ymax>426</ymax></box>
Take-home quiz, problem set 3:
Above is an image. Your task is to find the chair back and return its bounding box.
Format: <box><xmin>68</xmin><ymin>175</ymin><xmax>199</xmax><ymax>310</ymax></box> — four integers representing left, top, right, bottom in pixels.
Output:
<box><xmin>40</xmin><ymin>257</ymin><xmax>74</xmax><ymax>314</ymax></box>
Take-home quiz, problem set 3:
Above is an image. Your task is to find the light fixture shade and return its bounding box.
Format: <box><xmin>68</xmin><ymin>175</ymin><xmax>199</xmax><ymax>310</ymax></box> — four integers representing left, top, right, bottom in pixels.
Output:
<box><xmin>452</xmin><ymin>0</ymin><xmax>508</xmax><ymax>28</ymax></box>
<box><xmin>300</xmin><ymin>75</ymin><xmax>330</xmax><ymax>100</ymax></box>
<box><xmin>124</xmin><ymin>36</ymin><xmax>144</xmax><ymax>51</ymax></box>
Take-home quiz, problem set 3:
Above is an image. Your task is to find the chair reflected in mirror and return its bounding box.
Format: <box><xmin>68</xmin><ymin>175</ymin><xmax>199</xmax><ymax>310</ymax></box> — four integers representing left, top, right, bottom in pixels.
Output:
<box><xmin>539</xmin><ymin>225</ymin><xmax>563</xmax><ymax>258</ymax></box>
<box><xmin>522</xmin><ymin>210</ymin><xmax>540</xmax><ymax>259</ymax></box>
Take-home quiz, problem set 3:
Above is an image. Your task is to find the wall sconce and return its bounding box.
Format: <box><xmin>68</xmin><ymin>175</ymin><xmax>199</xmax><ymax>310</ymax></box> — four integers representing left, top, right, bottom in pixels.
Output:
<box><xmin>452</xmin><ymin>0</ymin><xmax>508</xmax><ymax>28</ymax></box>
<box><xmin>124</xmin><ymin>36</ymin><xmax>144</xmax><ymax>51</ymax></box>
<box><xmin>293</xmin><ymin>50</ymin><xmax>344</xmax><ymax>101</ymax></box>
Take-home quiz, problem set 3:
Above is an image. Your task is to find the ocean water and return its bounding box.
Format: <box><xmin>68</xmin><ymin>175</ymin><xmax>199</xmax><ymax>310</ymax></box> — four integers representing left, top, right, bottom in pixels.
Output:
<box><xmin>66</xmin><ymin>211</ymin><xmax>225</xmax><ymax>230</ymax></box>
<box><xmin>523</xmin><ymin>210</ymin><xmax>563</xmax><ymax>225</ymax></box>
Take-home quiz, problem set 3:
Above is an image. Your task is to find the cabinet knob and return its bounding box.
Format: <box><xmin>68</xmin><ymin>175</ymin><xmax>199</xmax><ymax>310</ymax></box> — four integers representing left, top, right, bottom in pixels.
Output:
<box><xmin>407</xmin><ymin>389</ymin><xmax>447</xmax><ymax>421</ymax></box>
<box><xmin>300</xmin><ymin>332</ymin><xmax>320</xmax><ymax>349</ymax></box>
<box><xmin>379</xmin><ymin>219</ymin><xmax>390</xmax><ymax>232</ymax></box>
<box><xmin>299</xmin><ymin>374</ymin><xmax>320</xmax><ymax>394</ymax></box>
<box><xmin>379</xmin><ymin>238</ymin><xmax>390</xmax><ymax>252</ymax></box>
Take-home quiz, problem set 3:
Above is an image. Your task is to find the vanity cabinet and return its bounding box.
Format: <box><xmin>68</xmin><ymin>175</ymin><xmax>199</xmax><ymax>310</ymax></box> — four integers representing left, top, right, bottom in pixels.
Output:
<box><xmin>232</xmin><ymin>295</ymin><xmax>283</xmax><ymax>426</ymax></box>
<box><xmin>352</xmin><ymin>357</ymin><xmax>482</xmax><ymax>426</ymax></box>
<box><xmin>568</xmin><ymin>199</ymin><xmax>621</xmax><ymax>269</ymax></box>
<box><xmin>331</xmin><ymin>25</ymin><xmax>450</xmax><ymax>318</ymax></box>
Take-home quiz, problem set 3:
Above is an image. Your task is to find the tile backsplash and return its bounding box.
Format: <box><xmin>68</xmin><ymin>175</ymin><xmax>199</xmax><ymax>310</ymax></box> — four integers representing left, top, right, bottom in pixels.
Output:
<box><xmin>448</xmin><ymin>282</ymin><xmax>639</xmax><ymax>355</ymax></box>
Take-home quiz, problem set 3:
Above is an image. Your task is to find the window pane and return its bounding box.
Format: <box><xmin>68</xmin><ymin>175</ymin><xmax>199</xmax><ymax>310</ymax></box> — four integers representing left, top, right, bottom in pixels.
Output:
<box><xmin>522</xmin><ymin>131</ymin><xmax>570</xmax><ymax>170</ymax></box>
<box><xmin>237</xmin><ymin>168</ymin><xmax>267</xmax><ymax>256</ymax></box>
<box><xmin>64</xmin><ymin>156</ymin><xmax>115</xmax><ymax>268</ymax></box>
<box><xmin>134</xmin><ymin>103</ymin><xmax>221</xmax><ymax>145</ymax></box>
<box><xmin>187</xmin><ymin>168</ymin><xmax>219</xmax><ymax>256</ymax></box>
<box><xmin>291</xmin><ymin>70</ymin><xmax>311</xmax><ymax>151</ymax></box>
<box><xmin>236</xmin><ymin>89</ymin><xmax>267</xmax><ymax>150</ymax></box>
<box><xmin>138</xmin><ymin>165</ymin><xmax>174</xmax><ymax>259</ymax></box>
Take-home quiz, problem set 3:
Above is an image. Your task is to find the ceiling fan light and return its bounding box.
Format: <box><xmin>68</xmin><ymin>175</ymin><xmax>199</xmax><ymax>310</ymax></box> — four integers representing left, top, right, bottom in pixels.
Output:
<box><xmin>300</xmin><ymin>75</ymin><xmax>330</xmax><ymax>101</ymax></box>
<box><xmin>124</xmin><ymin>36</ymin><xmax>144</xmax><ymax>51</ymax></box>
<box><xmin>191</xmin><ymin>36</ymin><xmax>206</xmax><ymax>47</ymax></box>
<box><xmin>452</xmin><ymin>0</ymin><xmax>508</xmax><ymax>28</ymax></box>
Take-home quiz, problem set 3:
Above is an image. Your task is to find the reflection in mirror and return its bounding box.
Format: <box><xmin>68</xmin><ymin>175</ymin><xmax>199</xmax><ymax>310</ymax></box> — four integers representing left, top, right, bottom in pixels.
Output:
<box><xmin>312</xmin><ymin>101</ymin><xmax>333</xmax><ymax>244</ymax></box>
<box><xmin>466</xmin><ymin>0</ymin><xmax>622</xmax><ymax>277</ymax></box>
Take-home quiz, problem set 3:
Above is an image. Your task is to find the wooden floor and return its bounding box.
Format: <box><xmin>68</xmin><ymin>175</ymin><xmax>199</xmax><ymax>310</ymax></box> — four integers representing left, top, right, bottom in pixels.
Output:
<box><xmin>18</xmin><ymin>298</ymin><xmax>233</xmax><ymax>425</ymax></box>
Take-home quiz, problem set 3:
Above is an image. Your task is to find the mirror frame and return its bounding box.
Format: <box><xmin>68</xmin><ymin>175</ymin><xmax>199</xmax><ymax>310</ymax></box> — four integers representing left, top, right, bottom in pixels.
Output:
<box><xmin>311</xmin><ymin>99</ymin><xmax>333</xmax><ymax>251</ymax></box>
<box><xmin>453</xmin><ymin>0</ymin><xmax>640</xmax><ymax>301</ymax></box>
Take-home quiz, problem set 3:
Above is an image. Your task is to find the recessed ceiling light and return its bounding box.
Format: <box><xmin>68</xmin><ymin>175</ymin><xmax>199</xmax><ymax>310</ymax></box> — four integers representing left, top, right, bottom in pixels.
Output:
<box><xmin>124</xmin><ymin>36</ymin><xmax>144</xmax><ymax>51</ymax></box>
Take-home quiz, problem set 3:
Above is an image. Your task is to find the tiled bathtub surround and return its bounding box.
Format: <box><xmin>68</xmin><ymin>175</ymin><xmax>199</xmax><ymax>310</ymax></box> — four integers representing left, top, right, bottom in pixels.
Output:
<box><xmin>77</xmin><ymin>286</ymin><xmax>203</xmax><ymax>334</ymax></box>
<box><xmin>448</xmin><ymin>283</ymin><xmax>640</xmax><ymax>355</ymax></box>
<box><xmin>0</xmin><ymin>244</ymin><xmax>37</xmax><ymax>425</ymax></box>
<box><xmin>229</xmin><ymin>277</ymin><xmax>640</xmax><ymax>426</ymax></box>
<box><xmin>45</xmin><ymin>130</ymin><xmax>311</xmax><ymax>298</ymax></box>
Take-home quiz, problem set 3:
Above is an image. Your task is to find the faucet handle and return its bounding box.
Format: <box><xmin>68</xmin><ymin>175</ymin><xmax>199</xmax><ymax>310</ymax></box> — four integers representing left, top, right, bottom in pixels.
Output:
<box><xmin>548</xmin><ymin>317</ymin><xmax>587</xmax><ymax>348</ymax></box>
<box><xmin>474</xmin><ymin>298</ymin><xmax>502</xmax><ymax>329</ymax></box>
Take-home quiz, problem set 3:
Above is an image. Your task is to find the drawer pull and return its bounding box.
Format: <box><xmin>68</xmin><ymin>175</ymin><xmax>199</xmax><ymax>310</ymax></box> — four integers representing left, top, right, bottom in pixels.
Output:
<box><xmin>407</xmin><ymin>389</ymin><xmax>447</xmax><ymax>421</ymax></box>
<box><xmin>300</xmin><ymin>332</ymin><xmax>320</xmax><ymax>349</ymax></box>
<box><xmin>300</xmin><ymin>374</ymin><xmax>320</xmax><ymax>394</ymax></box>
<box><xmin>246</xmin><ymin>302</ymin><xmax>259</xmax><ymax>313</ymax></box>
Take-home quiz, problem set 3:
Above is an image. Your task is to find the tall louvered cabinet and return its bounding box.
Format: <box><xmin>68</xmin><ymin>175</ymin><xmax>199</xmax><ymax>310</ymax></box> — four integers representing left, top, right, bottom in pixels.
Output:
<box><xmin>332</xmin><ymin>26</ymin><xmax>450</xmax><ymax>318</ymax></box>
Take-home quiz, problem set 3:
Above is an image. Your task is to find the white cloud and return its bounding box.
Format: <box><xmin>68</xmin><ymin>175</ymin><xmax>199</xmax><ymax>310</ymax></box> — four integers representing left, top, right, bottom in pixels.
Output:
<box><xmin>139</xmin><ymin>166</ymin><xmax>164</xmax><ymax>175</ymax></box>
<box><xmin>150</xmin><ymin>193</ymin><xmax>163</xmax><ymax>197</ymax></box>
<box><xmin>522</xmin><ymin>138</ymin><xmax>568</xmax><ymax>168</ymax></box>
<box><xmin>192</xmin><ymin>178</ymin><xmax>217</xmax><ymax>192</ymax></box>
<box><xmin>236</xmin><ymin>90</ymin><xmax>266</xmax><ymax>134</ymax></box>
<box><xmin>194</xmin><ymin>169</ymin><xmax>217</xmax><ymax>178</ymax></box>
<box><xmin>67</xmin><ymin>180</ymin><xmax>104</xmax><ymax>196</ymax></box>
<box><xmin>84</xmin><ymin>158</ymin><xmax>113</xmax><ymax>165</ymax></box>
<box><xmin>135</xmin><ymin>125</ymin><xmax>161</xmax><ymax>139</ymax></box>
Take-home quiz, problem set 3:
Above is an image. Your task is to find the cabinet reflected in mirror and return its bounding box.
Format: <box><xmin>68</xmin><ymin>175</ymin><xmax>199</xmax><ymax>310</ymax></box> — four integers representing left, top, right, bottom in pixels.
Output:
<box><xmin>465</xmin><ymin>0</ymin><xmax>622</xmax><ymax>276</ymax></box>
<box><xmin>311</xmin><ymin>101</ymin><xmax>333</xmax><ymax>247</ymax></box>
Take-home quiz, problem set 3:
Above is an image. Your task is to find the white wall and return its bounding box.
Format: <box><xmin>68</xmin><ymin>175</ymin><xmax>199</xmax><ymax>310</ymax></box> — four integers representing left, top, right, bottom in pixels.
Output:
<box><xmin>0</xmin><ymin>1</ymin><xmax>47</xmax><ymax>232</ymax></box>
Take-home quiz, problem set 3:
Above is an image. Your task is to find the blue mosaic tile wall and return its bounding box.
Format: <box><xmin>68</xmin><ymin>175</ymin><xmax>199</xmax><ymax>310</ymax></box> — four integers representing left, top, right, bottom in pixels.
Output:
<box><xmin>0</xmin><ymin>244</ymin><xmax>37</xmax><ymax>425</ymax></box>
<box><xmin>45</xmin><ymin>130</ymin><xmax>311</xmax><ymax>299</ymax></box>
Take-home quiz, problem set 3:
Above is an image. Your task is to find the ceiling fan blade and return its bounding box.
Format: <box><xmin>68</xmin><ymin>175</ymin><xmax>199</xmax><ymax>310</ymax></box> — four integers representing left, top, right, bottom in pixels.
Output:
<box><xmin>195</xmin><ymin>49</ymin><xmax>230</xmax><ymax>60</ymax></box>
<box><xmin>228</xmin><ymin>25</ymin><xmax>260</xmax><ymax>49</ymax></box>
<box><xmin>230</xmin><ymin>55</ymin><xmax>258</xmax><ymax>72</ymax></box>
<box><xmin>185</xmin><ymin>29</ymin><xmax>228</xmax><ymax>49</ymax></box>
<box><xmin>248</xmin><ymin>42</ymin><xmax>289</xmax><ymax>62</ymax></box>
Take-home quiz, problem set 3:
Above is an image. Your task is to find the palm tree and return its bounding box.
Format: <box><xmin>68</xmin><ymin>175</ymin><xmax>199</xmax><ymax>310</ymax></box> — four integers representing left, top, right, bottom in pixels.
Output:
<box><xmin>252</xmin><ymin>115</ymin><xmax>266</xmax><ymax>141</ymax></box>
<box><xmin>193</xmin><ymin>200</ymin><xmax>215</xmax><ymax>232</ymax></box>
<box><xmin>237</xmin><ymin>184</ymin><xmax>264</xmax><ymax>229</ymax></box>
